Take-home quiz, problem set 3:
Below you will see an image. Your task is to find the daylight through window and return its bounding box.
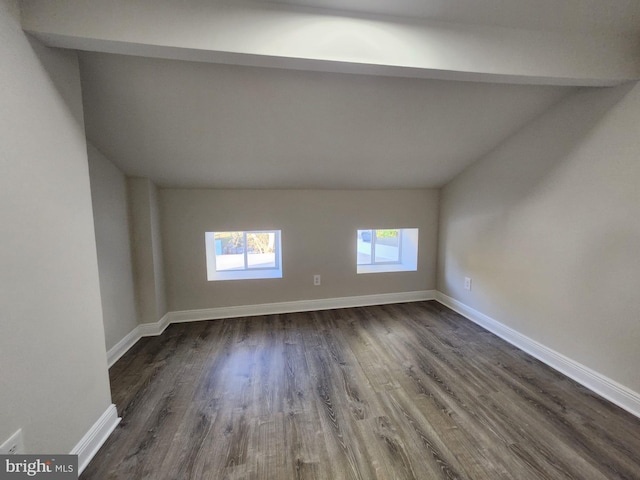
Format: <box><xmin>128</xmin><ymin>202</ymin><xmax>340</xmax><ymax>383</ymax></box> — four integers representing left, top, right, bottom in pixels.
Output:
<box><xmin>357</xmin><ymin>228</ymin><xmax>418</xmax><ymax>274</ymax></box>
<box><xmin>205</xmin><ymin>230</ymin><xmax>282</xmax><ymax>281</ymax></box>
<box><xmin>357</xmin><ymin>229</ymin><xmax>402</xmax><ymax>265</ymax></box>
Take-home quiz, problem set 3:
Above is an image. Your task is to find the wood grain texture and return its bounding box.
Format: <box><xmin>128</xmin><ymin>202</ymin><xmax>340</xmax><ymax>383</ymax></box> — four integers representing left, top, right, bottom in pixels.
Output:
<box><xmin>82</xmin><ymin>301</ymin><xmax>640</xmax><ymax>479</ymax></box>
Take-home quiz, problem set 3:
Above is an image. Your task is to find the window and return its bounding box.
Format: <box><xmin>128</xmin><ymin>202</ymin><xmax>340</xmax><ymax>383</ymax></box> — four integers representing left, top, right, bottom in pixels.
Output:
<box><xmin>357</xmin><ymin>229</ymin><xmax>402</xmax><ymax>265</ymax></box>
<box><xmin>205</xmin><ymin>230</ymin><xmax>282</xmax><ymax>281</ymax></box>
<box><xmin>357</xmin><ymin>228</ymin><xmax>418</xmax><ymax>274</ymax></box>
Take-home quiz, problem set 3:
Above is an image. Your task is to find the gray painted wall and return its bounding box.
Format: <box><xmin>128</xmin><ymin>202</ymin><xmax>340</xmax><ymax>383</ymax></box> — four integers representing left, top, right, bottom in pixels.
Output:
<box><xmin>161</xmin><ymin>189</ymin><xmax>439</xmax><ymax>311</ymax></box>
<box><xmin>438</xmin><ymin>82</ymin><xmax>640</xmax><ymax>394</ymax></box>
<box><xmin>87</xmin><ymin>143</ymin><xmax>138</xmax><ymax>351</ymax></box>
<box><xmin>0</xmin><ymin>0</ymin><xmax>112</xmax><ymax>453</ymax></box>
<box><xmin>128</xmin><ymin>178</ymin><xmax>167</xmax><ymax>324</ymax></box>
<box><xmin>149</xmin><ymin>181</ymin><xmax>167</xmax><ymax>319</ymax></box>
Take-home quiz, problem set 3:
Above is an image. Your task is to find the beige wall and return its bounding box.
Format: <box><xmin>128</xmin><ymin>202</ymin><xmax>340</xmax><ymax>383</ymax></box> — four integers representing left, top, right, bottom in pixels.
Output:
<box><xmin>161</xmin><ymin>189</ymin><xmax>439</xmax><ymax>311</ymax></box>
<box><xmin>0</xmin><ymin>0</ymin><xmax>112</xmax><ymax>453</ymax></box>
<box><xmin>87</xmin><ymin>143</ymin><xmax>138</xmax><ymax>351</ymax></box>
<box><xmin>438</xmin><ymin>82</ymin><xmax>640</xmax><ymax>394</ymax></box>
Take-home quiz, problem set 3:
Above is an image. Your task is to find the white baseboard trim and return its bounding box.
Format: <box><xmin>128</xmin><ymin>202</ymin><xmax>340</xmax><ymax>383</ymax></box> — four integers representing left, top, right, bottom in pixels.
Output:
<box><xmin>167</xmin><ymin>290</ymin><xmax>437</xmax><ymax>324</ymax></box>
<box><xmin>106</xmin><ymin>291</ymin><xmax>640</xmax><ymax>419</ymax></box>
<box><xmin>107</xmin><ymin>313</ymin><xmax>170</xmax><ymax>368</ymax></box>
<box><xmin>107</xmin><ymin>328</ymin><xmax>141</xmax><ymax>367</ymax></box>
<box><xmin>137</xmin><ymin>312</ymin><xmax>171</xmax><ymax>337</ymax></box>
<box><xmin>107</xmin><ymin>291</ymin><xmax>435</xmax><ymax>367</ymax></box>
<box><xmin>435</xmin><ymin>292</ymin><xmax>640</xmax><ymax>419</ymax></box>
<box><xmin>71</xmin><ymin>404</ymin><xmax>120</xmax><ymax>475</ymax></box>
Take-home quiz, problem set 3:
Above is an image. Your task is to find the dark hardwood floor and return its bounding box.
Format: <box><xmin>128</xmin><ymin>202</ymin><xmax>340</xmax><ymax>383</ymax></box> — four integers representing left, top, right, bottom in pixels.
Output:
<box><xmin>82</xmin><ymin>301</ymin><xmax>640</xmax><ymax>479</ymax></box>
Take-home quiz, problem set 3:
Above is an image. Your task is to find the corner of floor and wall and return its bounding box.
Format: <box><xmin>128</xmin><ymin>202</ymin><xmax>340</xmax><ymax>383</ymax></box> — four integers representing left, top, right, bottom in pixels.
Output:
<box><xmin>435</xmin><ymin>81</ymin><xmax>640</xmax><ymax>420</ymax></box>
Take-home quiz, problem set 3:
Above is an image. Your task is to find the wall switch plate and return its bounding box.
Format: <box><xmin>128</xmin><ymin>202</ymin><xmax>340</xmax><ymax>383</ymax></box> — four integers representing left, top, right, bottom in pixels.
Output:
<box><xmin>0</xmin><ymin>429</ymin><xmax>24</xmax><ymax>455</ymax></box>
<box><xmin>313</xmin><ymin>274</ymin><xmax>321</xmax><ymax>286</ymax></box>
<box><xmin>464</xmin><ymin>277</ymin><xmax>472</xmax><ymax>291</ymax></box>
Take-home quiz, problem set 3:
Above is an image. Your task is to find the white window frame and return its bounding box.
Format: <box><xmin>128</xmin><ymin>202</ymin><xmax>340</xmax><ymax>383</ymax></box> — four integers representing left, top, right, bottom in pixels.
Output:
<box><xmin>205</xmin><ymin>230</ymin><xmax>283</xmax><ymax>281</ymax></box>
<box><xmin>358</xmin><ymin>229</ymin><xmax>403</xmax><ymax>266</ymax></box>
<box><xmin>357</xmin><ymin>228</ymin><xmax>419</xmax><ymax>274</ymax></box>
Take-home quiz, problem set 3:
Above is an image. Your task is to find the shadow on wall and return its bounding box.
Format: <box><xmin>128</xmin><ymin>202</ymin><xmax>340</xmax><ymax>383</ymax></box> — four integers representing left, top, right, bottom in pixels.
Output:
<box><xmin>453</xmin><ymin>83</ymin><xmax>635</xmax><ymax>215</ymax></box>
<box><xmin>439</xmin><ymin>82</ymin><xmax>636</xmax><ymax>295</ymax></box>
<box><xmin>27</xmin><ymin>37</ymin><xmax>86</xmax><ymax>129</ymax></box>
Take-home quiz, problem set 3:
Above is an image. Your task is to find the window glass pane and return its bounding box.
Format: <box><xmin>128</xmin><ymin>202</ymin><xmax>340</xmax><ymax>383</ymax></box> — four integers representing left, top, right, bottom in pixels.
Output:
<box><xmin>357</xmin><ymin>229</ymin><xmax>372</xmax><ymax>265</ymax></box>
<box><xmin>215</xmin><ymin>232</ymin><xmax>245</xmax><ymax>271</ymax></box>
<box><xmin>374</xmin><ymin>229</ymin><xmax>400</xmax><ymax>263</ymax></box>
<box><xmin>247</xmin><ymin>232</ymin><xmax>276</xmax><ymax>269</ymax></box>
<box><xmin>206</xmin><ymin>230</ymin><xmax>282</xmax><ymax>281</ymax></box>
<box><xmin>356</xmin><ymin>228</ymin><xmax>418</xmax><ymax>275</ymax></box>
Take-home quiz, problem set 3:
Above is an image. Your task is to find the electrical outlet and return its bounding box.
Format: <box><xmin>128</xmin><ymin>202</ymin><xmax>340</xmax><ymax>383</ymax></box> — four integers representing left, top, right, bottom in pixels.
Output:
<box><xmin>0</xmin><ymin>429</ymin><xmax>24</xmax><ymax>455</ymax></box>
<box><xmin>464</xmin><ymin>277</ymin><xmax>472</xmax><ymax>291</ymax></box>
<box><xmin>313</xmin><ymin>274</ymin><xmax>321</xmax><ymax>286</ymax></box>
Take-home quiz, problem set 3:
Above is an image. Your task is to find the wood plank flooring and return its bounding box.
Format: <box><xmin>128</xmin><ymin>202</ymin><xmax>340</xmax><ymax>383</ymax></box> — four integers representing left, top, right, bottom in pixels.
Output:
<box><xmin>82</xmin><ymin>301</ymin><xmax>640</xmax><ymax>479</ymax></box>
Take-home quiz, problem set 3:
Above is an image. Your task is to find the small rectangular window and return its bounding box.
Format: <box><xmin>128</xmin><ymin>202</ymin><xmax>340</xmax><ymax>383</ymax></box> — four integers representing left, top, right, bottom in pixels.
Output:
<box><xmin>357</xmin><ymin>228</ymin><xmax>418</xmax><ymax>274</ymax></box>
<box><xmin>205</xmin><ymin>230</ymin><xmax>282</xmax><ymax>281</ymax></box>
<box><xmin>357</xmin><ymin>229</ymin><xmax>402</xmax><ymax>265</ymax></box>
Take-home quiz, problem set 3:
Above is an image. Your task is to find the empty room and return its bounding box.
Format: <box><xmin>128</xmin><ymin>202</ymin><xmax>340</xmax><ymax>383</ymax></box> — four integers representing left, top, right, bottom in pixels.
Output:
<box><xmin>2</xmin><ymin>0</ymin><xmax>640</xmax><ymax>478</ymax></box>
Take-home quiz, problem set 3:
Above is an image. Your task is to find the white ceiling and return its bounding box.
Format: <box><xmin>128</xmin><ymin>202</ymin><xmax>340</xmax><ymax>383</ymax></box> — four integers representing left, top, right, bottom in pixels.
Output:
<box><xmin>259</xmin><ymin>0</ymin><xmax>640</xmax><ymax>34</ymax></box>
<box><xmin>80</xmin><ymin>52</ymin><xmax>571</xmax><ymax>189</ymax></box>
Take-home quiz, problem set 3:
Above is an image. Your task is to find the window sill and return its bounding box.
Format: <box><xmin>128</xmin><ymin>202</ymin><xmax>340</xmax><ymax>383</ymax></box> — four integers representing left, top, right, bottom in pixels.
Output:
<box><xmin>207</xmin><ymin>269</ymin><xmax>283</xmax><ymax>281</ymax></box>
<box><xmin>357</xmin><ymin>264</ymin><xmax>416</xmax><ymax>275</ymax></box>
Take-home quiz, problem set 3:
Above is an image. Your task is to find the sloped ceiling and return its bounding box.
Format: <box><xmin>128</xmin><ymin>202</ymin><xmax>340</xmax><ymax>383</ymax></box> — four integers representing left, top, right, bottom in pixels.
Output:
<box><xmin>80</xmin><ymin>53</ymin><xmax>571</xmax><ymax>189</ymax></box>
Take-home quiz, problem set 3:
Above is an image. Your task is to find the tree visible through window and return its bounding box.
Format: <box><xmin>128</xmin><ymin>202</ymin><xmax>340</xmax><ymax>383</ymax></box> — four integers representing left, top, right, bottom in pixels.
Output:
<box><xmin>357</xmin><ymin>229</ymin><xmax>401</xmax><ymax>265</ymax></box>
<box><xmin>356</xmin><ymin>228</ymin><xmax>419</xmax><ymax>274</ymax></box>
<box><xmin>214</xmin><ymin>231</ymin><xmax>278</xmax><ymax>271</ymax></box>
<box><xmin>205</xmin><ymin>230</ymin><xmax>282</xmax><ymax>281</ymax></box>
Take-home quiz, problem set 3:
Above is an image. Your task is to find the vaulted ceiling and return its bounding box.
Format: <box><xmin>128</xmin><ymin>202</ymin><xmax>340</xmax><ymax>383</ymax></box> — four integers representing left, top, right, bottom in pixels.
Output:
<box><xmin>21</xmin><ymin>0</ymin><xmax>640</xmax><ymax>188</ymax></box>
